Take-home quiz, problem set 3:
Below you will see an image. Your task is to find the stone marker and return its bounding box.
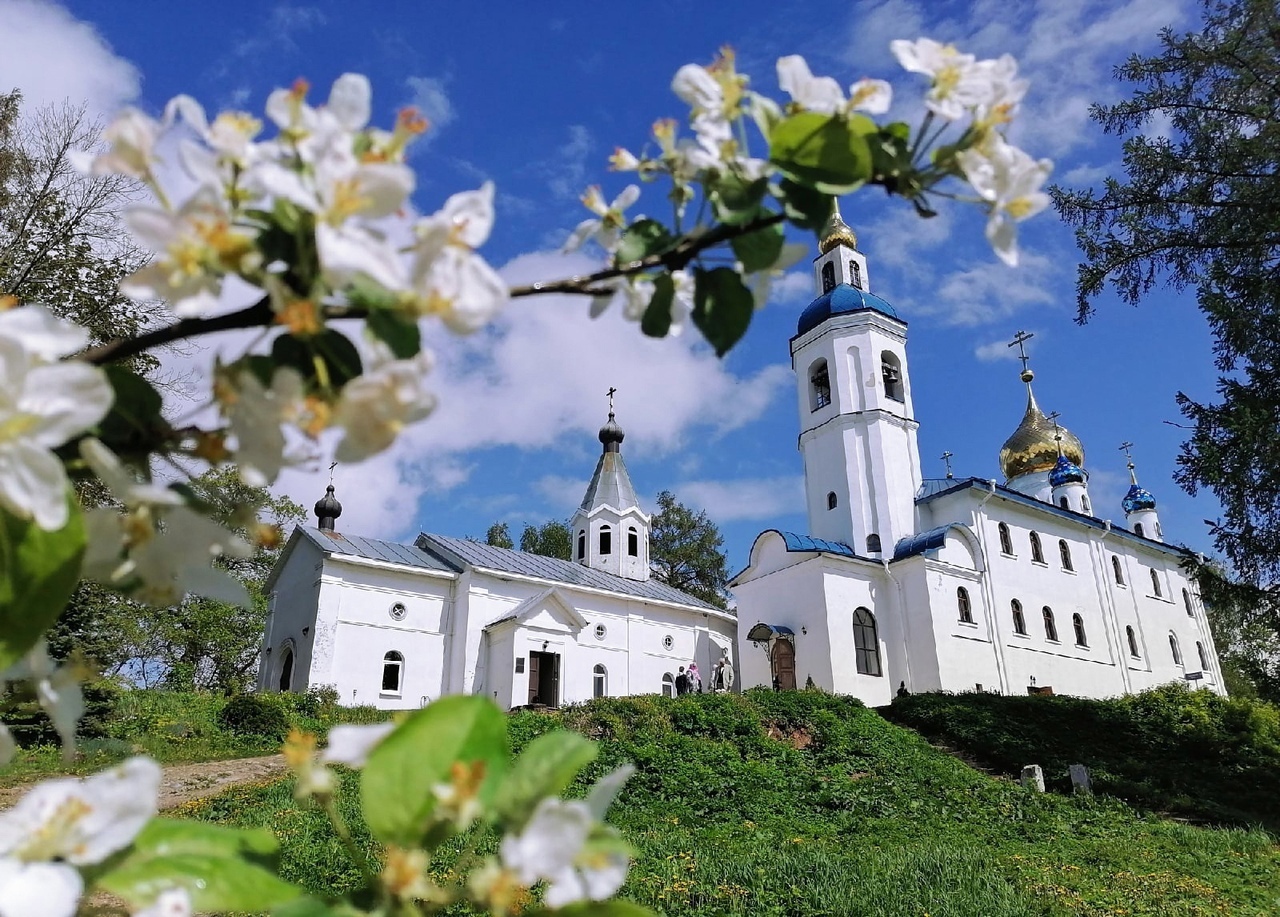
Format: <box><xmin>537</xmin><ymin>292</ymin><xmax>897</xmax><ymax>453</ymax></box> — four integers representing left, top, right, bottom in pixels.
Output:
<box><xmin>1069</xmin><ymin>763</ymin><xmax>1092</xmax><ymax>795</ymax></box>
<box><xmin>1021</xmin><ymin>764</ymin><xmax>1045</xmax><ymax>792</ymax></box>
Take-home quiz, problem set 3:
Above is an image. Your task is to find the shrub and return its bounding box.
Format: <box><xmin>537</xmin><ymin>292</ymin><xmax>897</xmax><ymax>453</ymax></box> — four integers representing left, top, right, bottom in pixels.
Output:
<box><xmin>0</xmin><ymin>678</ymin><xmax>121</xmax><ymax>747</ymax></box>
<box><xmin>217</xmin><ymin>693</ymin><xmax>291</xmax><ymax>740</ymax></box>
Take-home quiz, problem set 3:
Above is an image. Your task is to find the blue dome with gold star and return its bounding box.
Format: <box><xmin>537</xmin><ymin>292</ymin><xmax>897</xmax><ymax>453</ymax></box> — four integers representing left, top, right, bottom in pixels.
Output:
<box><xmin>797</xmin><ymin>286</ymin><xmax>900</xmax><ymax>336</ymax></box>
<box><xmin>1048</xmin><ymin>455</ymin><xmax>1086</xmax><ymax>487</ymax></box>
<box><xmin>1122</xmin><ymin>484</ymin><xmax>1157</xmax><ymax>514</ymax></box>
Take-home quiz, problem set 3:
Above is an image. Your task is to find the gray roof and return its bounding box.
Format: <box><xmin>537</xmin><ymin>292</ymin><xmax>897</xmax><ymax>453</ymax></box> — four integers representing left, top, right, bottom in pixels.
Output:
<box><xmin>299</xmin><ymin>526</ymin><xmax>455</xmax><ymax>573</ymax></box>
<box><xmin>416</xmin><ymin>533</ymin><xmax>727</xmax><ymax>613</ymax></box>
<box><xmin>578</xmin><ymin>452</ymin><xmax>639</xmax><ymax>512</ymax></box>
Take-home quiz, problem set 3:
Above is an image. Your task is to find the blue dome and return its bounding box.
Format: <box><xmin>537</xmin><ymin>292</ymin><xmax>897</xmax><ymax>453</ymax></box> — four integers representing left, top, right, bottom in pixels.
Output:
<box><xmin>1122</xmin><ymin>484</ymin><xmax>1157</xmax><ymax>514</ymax></box>
<box><xmin>797</xmin><ymin>284</ymin><xmax>900</xmax><ymax>336</ymax></box>
<box><xmin>1048</xmin><ymin>455</ymin><xmax>1086</xmax><ymax>487</ymax></box>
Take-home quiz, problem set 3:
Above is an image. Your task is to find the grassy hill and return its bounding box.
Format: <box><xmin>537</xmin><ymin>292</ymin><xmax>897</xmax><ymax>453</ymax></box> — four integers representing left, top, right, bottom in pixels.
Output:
<box><xmin>182</xmin><ymin>689</ymin><xmax>1280</xmax><ymax>916</ymax></box>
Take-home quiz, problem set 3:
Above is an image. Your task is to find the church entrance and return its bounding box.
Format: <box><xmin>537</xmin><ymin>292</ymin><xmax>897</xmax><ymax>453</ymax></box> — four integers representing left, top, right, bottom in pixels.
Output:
<box><xmin>770</xmin><ymin>639</ymin><xmax>797</xmax><ymax>691</ymax></box>
<box><xmin>527</xmin><ymin>651</ymin><xmax>560</xmax><ymax>706</ymax></box>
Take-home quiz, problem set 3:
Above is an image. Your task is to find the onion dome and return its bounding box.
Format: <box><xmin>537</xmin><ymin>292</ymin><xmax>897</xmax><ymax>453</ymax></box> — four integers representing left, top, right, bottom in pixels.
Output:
<box><xmin>314</xmin><ymin>484</ymin><xmax>342</xmax><ymax>532</ymax></box>
<box><xmin>819</xmin><ymin>202</ymin><xmax>858</xmax><ymax>253</ymax></box>
<box><xmin>1123</xmin><ymin>484</ymin><xmax>1157</xmax><ymax>514</ymax></box>
<box><xmin>797</xmin><ymin>286</ymin><xmax>899</xmax><ymax>336</ymax></box>
<box><xmin>999</xmin><ymin>375</ymin><xmax>1085</xmax><ymax>481</ymax></box>
<box><xmin>1048</xmin><ymin>455</ymin><xmax>1087</xmax><ymax>487</ymax></box>
<box><xmin>598</xmin><ymin>411</ymin><xmax>625</xmax><ymax>453</ymax></box>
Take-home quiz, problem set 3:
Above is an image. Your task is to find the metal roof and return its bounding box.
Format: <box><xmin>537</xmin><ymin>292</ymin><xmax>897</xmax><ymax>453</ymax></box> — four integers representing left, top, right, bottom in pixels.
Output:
<box><xmin>745</xmin><ymin>622</ymin><xmax>795</xmax><ymax>641</ymax></box>
<box><xmin>299</xmin><ymin>526</ymin><xmax>456</xmax><ymax>573</ymax></box>
<box><xmin>415</xmin><ymin>533</ymin><xmax>727</xmax><ymax>613</ymax></box>
<box><xmin>578</xmin><ymin>451</ymin><xmax>640</xmax><ymax>513</ymax></box>
<box><xmin>795</xmin><ymin>284</ymin><xmax>903</xmax><ymax>337</ymax></box>
<box><xmin>893</xmin><ymin>523</ymin><xmax>969</xmax><ymax>561</ymax></box>
<box><xmin>775</xmin><ymin>530</ymin><xmax>861</xmax><ymax>558</ymax></box>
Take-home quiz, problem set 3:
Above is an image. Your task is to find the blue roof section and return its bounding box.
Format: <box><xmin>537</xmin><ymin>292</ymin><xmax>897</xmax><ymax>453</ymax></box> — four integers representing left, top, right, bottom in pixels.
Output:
<box><xmin>416</xmin><ymin>533</ymin><xmax>726</xmax><ymax>613</ymax></box>
<box><xmin>1123</xmin><ymin>484</ymin><xmax>1158</xmax><ymax>514</ymax></box>
<box><xmin>299</xmin><ymin>526</ymin><xmax>455</xmax><ymax>573</ymax></box>
<box><xmin>893</xmin><ymin>524</ymin><xmax>967</xmax><ymax>561</ymax></box>
<box><xmin>796</xmin><ymin>284</ymin><xmax>902</xmax><ymax>337</ymax></box>
<box><xmin>776</xmin><ymin>530</ymin><xmax>859</xmax><ymax>558</ymax></box>
<box><xmin>1049</xmin><ymin>455</ymin><xmax>1087</xmax><ymax>487</ymax></box>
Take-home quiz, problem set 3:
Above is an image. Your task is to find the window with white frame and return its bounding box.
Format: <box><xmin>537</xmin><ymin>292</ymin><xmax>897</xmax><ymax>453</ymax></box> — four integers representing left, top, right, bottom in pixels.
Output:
<box><xmin>593</xmin><ymin>664</ymin><xmax>607</xmax><ymax>698</ymax></box>
<box><xmin>381</xmin><ymin>651</ymin><xmax>404</xmax><ymax>694</ymax></box>
<box><xmin>662</xmin><ymin>673</ymin><xmax>675</xmax><ymax>697</ymax></box>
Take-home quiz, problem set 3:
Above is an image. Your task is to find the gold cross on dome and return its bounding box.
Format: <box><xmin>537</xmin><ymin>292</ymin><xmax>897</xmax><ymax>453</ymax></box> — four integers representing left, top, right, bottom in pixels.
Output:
<box><xmin>1008</xmin><ymin>330</ymin><xmax>1035</xmax><ymax>373</ymax></box>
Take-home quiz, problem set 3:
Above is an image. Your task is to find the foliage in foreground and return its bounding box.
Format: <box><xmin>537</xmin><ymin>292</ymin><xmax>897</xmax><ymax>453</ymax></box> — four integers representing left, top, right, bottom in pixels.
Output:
<box><xmin>885</xmin><ymin>683</ymin><xmax>1280</xmax><ymax>831</ymax></box>
<box><xmin>186</xmin><ymin>691</ymin><xmax>1280</xmax><ymax>916</ymax></box>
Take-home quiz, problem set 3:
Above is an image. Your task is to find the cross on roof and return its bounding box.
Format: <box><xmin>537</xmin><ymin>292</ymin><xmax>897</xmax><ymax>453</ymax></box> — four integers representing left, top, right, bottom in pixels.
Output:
<box><xmin>606</xmin><ymin>386</ymin><xmax>617</xmax><ymax>413</ymax></box>
<box><xmin>328</xmin><ymin>460</ymin><xmax>337</xmax><ymax>485</ymax></box>
<box><xmin>1008</xmin><ymin>330</ymin><xmax>1035</xmax><ymax>373</ymax></box>
<box><xmin>1047</xmin><ymin>412</ymin><xmax>1064</xmax><ymax>456</ymax></box>
<box><xmin>1120</xmin><ymin>441</ymin><xmax>1137</xmax><ymax>482</ymax></box>
<box><xmin>941</xmin><ymin>451</ymin><xmax>954</xmax><ymax>479</ymax></box>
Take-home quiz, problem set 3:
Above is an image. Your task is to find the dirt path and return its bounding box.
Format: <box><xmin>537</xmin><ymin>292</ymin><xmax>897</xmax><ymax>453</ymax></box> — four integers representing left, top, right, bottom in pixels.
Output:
<box><xmin>0</xmin><ymin>753</ymin><xmax>288</xmax><ymax>811</ymax></box>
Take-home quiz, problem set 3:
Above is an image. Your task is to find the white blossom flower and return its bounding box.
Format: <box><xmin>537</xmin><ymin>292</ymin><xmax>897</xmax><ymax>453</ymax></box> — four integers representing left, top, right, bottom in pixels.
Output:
<box><xmin>0</xmin><ymin>307</ymin><xmax>113</xmax><ymax>531</ymax></box>
<box><xmin>957</xmin><ymin>136</ymin><xmax>1052</xmax><ymax>266</ymax></box>
<box><xmin>4</xmin><ymin>642</ymin><xmax>84</xmax><ymax>759</ymax></box>
<box><xmin>72</xmin><ymin>108</ymin><xmax>163</xmax><ymax>181</ymax></box>
<box><xmin>121</xmin><ymin>190</ymin><xmax>260</xmax><ymax>317</ymax></box>
<box><xmin>563</xmin><ymin>185</ymin><xmax>640</xmax><ymax>254</ymax></box>
<box><xmin>619</xmin><ymin>278</ymin><xmax>656</xmax><ymax>322</ymax></box>
<box><xmin>970</xmin><ymin>54</ymin><xmax>1029</xmax><ymax>129</ymax></box>
<box><xmin>848</xmin><ymin>78</ymin><xmax>893</xmax><ymax>115</ymax></box>
<box><xmin>134</xmin><ymin>888</ymin><xmax>192</xmax><ymax>917</ymax></box>
<box><xmin>0</xmin><ymin>757</ymin><xmax>161</xmax><ymax>917</ymax></box>
<box><xmin>218</xmin><ymin>366</ymin><xmax>308</xmax><ymax>487</ymax></box>
<box><xmin>608</xmin><ymin>147</ymin><xmax>640</xmax><ymax>171</ymax></box>
<box><xmin>319</xmin><ymin>722</ymin><xmax>396</xmax><ymax>768</ymax></box>
<box><xmin>333</xmin><ymin>353</ymin><xmax>436</xmax><ymax>463</ymax></box>
<box><xmin>890</xmin><ymin>38</ymin><xmax>996</xmax><ymax>121</ymax></box>
<box><xmin>79</xmin><ymin>439</ymin><xmax>252</xmax><ymax>607</ymax></box>
<box><xmin>777</xmin><ymin>55</ymin><xmax>846</xmax><ymax>115</ymax></box>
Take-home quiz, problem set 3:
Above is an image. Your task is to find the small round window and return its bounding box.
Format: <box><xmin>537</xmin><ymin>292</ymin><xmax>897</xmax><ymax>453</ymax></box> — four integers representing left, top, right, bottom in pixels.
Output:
<box><xmin>389</xmin><ymin>602</ymin><xmax>407</xmax><ymax>621</ymax></box>
<box><xmin>662</xmin><ymin>634</ymin><xmax>674</xmax><ymax>651</ymax></box>
<box><xmin>594</xmin><ymin>624</ymin><xmax>607</xmax><ymax>641</ymax></box>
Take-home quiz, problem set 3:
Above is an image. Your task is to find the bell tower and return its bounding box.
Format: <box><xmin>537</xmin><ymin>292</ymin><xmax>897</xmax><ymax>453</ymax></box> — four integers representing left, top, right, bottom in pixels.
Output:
<box><xmin>791</xmin><ymin>202</ymin><xmax>921</xmax><ymax>555</ymax></box>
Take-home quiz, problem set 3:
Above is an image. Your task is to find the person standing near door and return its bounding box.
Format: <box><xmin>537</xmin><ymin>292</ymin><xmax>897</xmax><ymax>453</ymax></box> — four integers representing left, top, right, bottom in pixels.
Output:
<box><xmin>675</xmin><ymin>666</ymin><xmax>690</xmax><ymax>696</ymax></box>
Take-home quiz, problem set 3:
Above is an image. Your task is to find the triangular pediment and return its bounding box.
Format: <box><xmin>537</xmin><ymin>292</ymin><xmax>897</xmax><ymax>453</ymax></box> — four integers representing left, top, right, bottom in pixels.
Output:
<box><xmin>485</xmin><ymin>587</ymin><xmax>588</xmax><ymax>634</ymax></box>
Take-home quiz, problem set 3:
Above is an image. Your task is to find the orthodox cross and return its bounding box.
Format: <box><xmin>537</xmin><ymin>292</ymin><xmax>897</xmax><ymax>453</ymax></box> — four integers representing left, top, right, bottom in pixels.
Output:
<box><xmin>1120</xmin><ymin>441</ymin><xmax>1137</xmax><ymax>482</ymax></box>
<box><xmin>1046</xmin><ymin>411</ymin><xmax>1064</xmax><ymax>457</ymax></box>
<box><xmin>1008</xmin><ymin>330</ymin><xmax>1035</xmax><ymax>373</ymax></box>
<box><xmin>941</xmin><ymin>451</ymin><xmax>954</xmax><ymax>479</ymax></box>
<box><xmin>328</xmin><ymin>460</ymin><xmax>337</xmax><ymax>485</ymax></box>
<box><xmin>606</xmin><ymin>386</ymin><xmax>617</xmax><ymax>414</ymax></box>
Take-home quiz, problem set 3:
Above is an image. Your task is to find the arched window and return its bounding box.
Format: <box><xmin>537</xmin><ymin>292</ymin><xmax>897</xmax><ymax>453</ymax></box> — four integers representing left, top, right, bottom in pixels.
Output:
<box><xmin>382</xmin><ymin>651</ymin><xmax>404</xmax><ymax>695</ymax></box>
<box><xmin>881</xmin><ymin>351</ymin><xmax>904</xmax><ymax>402</ymax></box>
<box><xmin>1082</xmin><ymin>495</ymin><xmax>1091</xmax><ymax>514</ymax></box>
<box><xmin>1135</xmin><ymin>522</ymin><xmax>1145</xmax><ymax>538</ymax></box>
<box><xmin>1072</xmin><ymin>613</ymin><xmax>1087</xmax><ymax>647</ymax></box>
<box><xmin>661</xmin><ymin>673</ymin><xmax>675</xmax><ymax>698</ymax></box>
<box><xmin>1112</xmin><ymin>555</ymin><xmax>1125</xmax><ymax>585</ymax></box>
<box><xmin>1197</xmin><ymin>641</ymin><xmax>1209</xmax><ymax>671</ymax></box>
<box><xmin>277</xmin><ymin>643</ymin><xmax>294</xmax><ymax>692</ymax></box>
<box><xmin>1155</xmin><ymin>522</ymin><xmax>1163</xmax><ymax>539</ymax></box>
<box><xmin>627</xmin><ymin>527</ymin><xmax>639</xmax><ymax>557</ymax></box>
<box><xmin>1169</xmin><ymin>633</ymin><xmax>1182</xmax><ymax>666</ymax></box>
<box><xmin>850</xmin><ymin>260</ymin><xmax>863</xmax><ymax>289</ymax></box>
<box><xmin>1059</xmin><ymin>539</ymin><xmax>1073</xmax><ymax>571</ymax></box>
<box><xmin>593</xmin><ymin>664</ymin><xmax>607</xmax><ymax>698</ymax></box>
<box><xmin>827</xmin><ymin>491</ymin><xmax>838</xmax><ymax>510</ymax></box>
<box><xmin>1042</xmin><ymin>606</ymin><xmax>1058</xmax><ymax>642</ymax></box>
<box><xmin>1011</xmin><ymin>599</ymin><xmax>1027</xmax><ymax>635</ymax></box>
<box><xmin>577</xmin><ymin>530</ymin><xmax>585</xmax><ymax>560</ymax></box>
<box><xmin>1150</xmin><ymin>569</ymin><xmax>1162</xmax><ymax>597</ymax></box>
<box><xmin>998</xmin><ymin>522</ymin><xmax>1013</xmax><ymax>555</ymax></box>
<box><xmin>1059</xmin><ymin>496</ymin><xmax>1069</xmax><ymax>509</ymax></box>
<box><xmin>853</xmin><ymin>607</ymin><xmax>881</xmax><ymax>676</ymax></box>
<box><xmin>821</xmin><ymin>260</ymin><xmax>836</xmax><ymax>293</ymax></box>
<box><xmin>957</xmin><ymin>587</ymin><xmax>973</xmax><ymax>624</ymax></box>
<box><xmin>1029</xmin><ymin>531</ymin><xmax>1044</xmax><ymax>564</ymax></box>
<box><xmin>1183</xmin><ymin>588</ymin><xmax>1194</xmax><ymax>617</ymax></box>
<box><xmin>599</xmin><ymin>525</ymin><xmax>612</xmax><ymax>555</ymax></box>
<box><xmin>809</xmin><ymin>359</ymin><xmax>831</xmax><ymax>411</ymax></box>
<box><xmin>1126</xmin><ymin>625</ymin><xmax>1140</xmax><ymax>658</ymax></box>
<box><xmin>866</xmin><ymin>533</ymin><xmax>882</xmax><ymax>554</ymax></box>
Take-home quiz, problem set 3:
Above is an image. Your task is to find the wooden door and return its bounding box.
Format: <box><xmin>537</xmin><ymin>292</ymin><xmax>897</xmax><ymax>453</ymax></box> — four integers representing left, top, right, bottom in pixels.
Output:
<box><xmin>771</xmin><ymin>639</ymin><xmax>797</xmax><ymax>691</ymax></box>
<box><xmin>527</xmin><ymin>653</ymin><xmax>540</xmax><ymax>704</ymax></box>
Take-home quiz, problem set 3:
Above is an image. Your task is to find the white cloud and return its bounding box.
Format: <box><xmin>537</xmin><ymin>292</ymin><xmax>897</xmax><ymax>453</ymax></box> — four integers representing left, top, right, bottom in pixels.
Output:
<box><xmin>928</xmin><ymin>251</ymin><xmax>1057</xmax><ymax>326</ymax></box>
<box><xmin>975</xmin><ymin>337</ymin><xmax>1030</xmax><ymax>362</ymax></box>
<box><xmin>766</xmin><ymin>270</ymin><xmax>814</xmax><ymax>307</ymax></box>
<box><xmin>546</xmin><ymin>125</ymin><xmax>594</xmax><ymax>201</ymax></box>
<box><xmin>405</xmin><ymin>76</ymin><xmax>454</xmax><ymax>133</ymax></box>
<box><xmin>0</xmin><ymin>1</ymin><xmax>139</xmax><ymax>115</ymax></box>
<box><xmin>536</xmin><ymin>474</ymin><xmax>589</xmax><ymax>510</ymax></box>
<box><xmin>675</xmin><ymin>476</ymin><xmax>805</xmax><ymax>523</ymax></box>
<box><xmin>1061</xmin><ymin>162</ymin><xmax>1112</xmax><ymax>187</ymax></box>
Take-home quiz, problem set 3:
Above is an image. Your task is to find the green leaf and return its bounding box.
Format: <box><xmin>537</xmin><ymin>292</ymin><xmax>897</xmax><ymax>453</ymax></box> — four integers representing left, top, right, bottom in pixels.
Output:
<box><xmin>769</xmin><ymin>112</ymin><xmax>874</xmax><ymax>194</ymax></box>
<box><xmin>97</xmin><ymin>366</ymin><xmax>170</xmax><ymax>458</ymax></box>
<box><xmin>552</xmin><ymin>902</ymin><xmax>660</xmax><ymax>917</ymax></box>
<box><xmin>97</xmin><ymin>853</ymin><xmax>301</xmax><ymax>913</ymax></box>
<box><xmin>345</xmin><ymin>275</ymin><xmax>401</xmax><ymax>313</ymax></box>
<box><xmin>776</xmin><ymin>179</ymin><xmax>833</xmax><ymax>231</ymax></box>
<box><xmin>709</xmin><ymin>175</ymin><xmax>769</xmax><ymax>225</ymax></box>
<box><xmin>272</xmin><ymin>331</ymin><xmax>364</xmax><ymax>389</ymax></box>
<box><xmin>130</xmin><ymin>818</ymin><xmax>280</xmax><ymax>862</ymax></box>
<box><xmin>494</xmin><ymin>731</ymin><xmax>598</xmax><ymax>829</ymax></box>
<box><xmin>365</xmin><ymin>308</ymin><xmax>422</xmax><ymax>360</ymax></box>
<box><xmin>272</xmin><ymin>898</ymin><xmax>361</xmax><ymax>917</ymax></box>
<box><xmin>0</xmin><ymin>497</ymin><xmax>85</xmax><ymax>671</ymax></box>
<box><xmin>614</xmin><ymin>219</ymin><xmax>675</xmax><ymax>265</ymax></box>
<box><xmin>692</xmin><ymin>267</ymin><xmax>755</xmax><ymax>357</ymax></box>
<box><xmin>730</xmin><ymin>220</ymin><xmax>785</xmax><ymax>273</ymax></box>
<box><xmin>361</xmin><ymin>695</ymin><xmax>510</xmax><ymax>845</ymax></box>
<box><xmin>640</xmin><ymin>273</ymin><xmax>675</xmax><ymax>339</ymax></box>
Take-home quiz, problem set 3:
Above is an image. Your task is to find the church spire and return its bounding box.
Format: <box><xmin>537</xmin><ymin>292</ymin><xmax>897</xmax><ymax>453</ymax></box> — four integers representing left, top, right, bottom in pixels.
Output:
<box><xmin>998</xmin><ymin>331</ymin><xmax>1086</xmax><ymax>492</ymax></box>
<box><xmin>314</xmin><ymin>483</ymin><xmax>342</xmax><ymax>532</ymax></box>
<box><xmin>572</xmin><ymin>391</ymin><xmax>651</xmax><ymax>580</ymax></box>
<box><xmin>819</xmin><ymin>198</ymin><xmax>859</xmax><ymax>253</ymax></box>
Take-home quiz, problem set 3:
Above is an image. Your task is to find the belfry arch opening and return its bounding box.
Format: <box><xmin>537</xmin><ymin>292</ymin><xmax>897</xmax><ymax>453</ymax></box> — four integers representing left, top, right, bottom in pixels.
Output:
<box><xmin>809</xmin><ymin>359</ymin><xmax>831</xmax><ymax>411</ymax></box>
<box><xmin>881</xmin><ymin>351</ymin><xmax>904</xmax><ymax>402</ymax></box>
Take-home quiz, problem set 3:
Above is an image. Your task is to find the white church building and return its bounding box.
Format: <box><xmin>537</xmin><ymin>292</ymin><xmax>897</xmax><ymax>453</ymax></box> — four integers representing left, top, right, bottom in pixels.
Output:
<box><xmin>259</xmin><ymin>203</ymin><xmax>1225</xmax><ymax>711</ymax></box>
<box><xmin>260</xmin><ymin>414</ymin><xmax>737</xmax><ymax>710</ymax></box>
<box><xmin>731</xmin><ymin>206</ymin><xmax>1226</xmax><ymax>704</ymax></box>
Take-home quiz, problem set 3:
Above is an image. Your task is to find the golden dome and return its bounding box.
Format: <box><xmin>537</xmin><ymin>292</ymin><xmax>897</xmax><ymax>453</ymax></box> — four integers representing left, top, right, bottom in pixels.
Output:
<box><xmin>999</xmin><ymin>383</ymin><xmax>1085</xmax><ymax>481</ymax></box>
<box><xmin>819</xmin><ymin>201</ymin><xmax>858</xmax><ymax>253</ymax></box>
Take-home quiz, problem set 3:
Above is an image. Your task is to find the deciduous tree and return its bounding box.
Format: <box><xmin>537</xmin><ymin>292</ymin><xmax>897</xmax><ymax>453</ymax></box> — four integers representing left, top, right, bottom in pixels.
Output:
<box><xmin>650</xmin><ymin>491</ymin><xmax>731</xmax><ymax>609</ymax></box>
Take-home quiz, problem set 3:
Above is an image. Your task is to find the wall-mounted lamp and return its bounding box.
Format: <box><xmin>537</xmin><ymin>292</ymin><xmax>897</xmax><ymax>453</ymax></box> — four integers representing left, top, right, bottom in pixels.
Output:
<box><xmin>801</xmin><ymin>626</ymin><xmax>807</xmax><ymax>635</ymax></box>
<box><xmin>542</xmin><ymin>640</ymin><xmax>549</xmax><ymax>651</ymax></box>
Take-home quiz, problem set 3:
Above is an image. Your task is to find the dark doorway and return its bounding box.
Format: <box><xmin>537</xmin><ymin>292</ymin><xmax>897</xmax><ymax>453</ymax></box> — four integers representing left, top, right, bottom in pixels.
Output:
<box><xmin>527</xmin><ymin>651</ymin><xmax>560</xmax><ymax>706</ymax></box>
<box><xmin>278</xmin><ymin>646</ymin><xmax>294</xmax><ymax>691</ymax></box>
<box><xmin>770</xmin><ymin>639</ymin><xmax>797</xmax><ymax>691</ymax></box>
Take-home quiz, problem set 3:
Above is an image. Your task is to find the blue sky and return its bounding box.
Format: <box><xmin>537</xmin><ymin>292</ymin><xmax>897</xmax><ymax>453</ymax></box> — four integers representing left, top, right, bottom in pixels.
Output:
<box><xmin>0</xmin><ymin>0</ymin><xmax>1223</xmax><ymax>573</ymax></box>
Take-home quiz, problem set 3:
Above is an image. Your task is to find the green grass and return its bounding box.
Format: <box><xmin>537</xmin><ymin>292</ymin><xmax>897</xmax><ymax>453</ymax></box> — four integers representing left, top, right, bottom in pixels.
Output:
<box><xmin>0</xmin><ymin>688</ymin><xmax>392</xmax><ymax>788</ymax></box>
<box><xmin>178</xmin><ymin>690</ymin><xmax>1280</xmax><ymax>916</ymax></box>
<box><xmin>884</xmin><ymin>684</ymin><xmax>1280</xmax><ymax>831</ymax></box>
